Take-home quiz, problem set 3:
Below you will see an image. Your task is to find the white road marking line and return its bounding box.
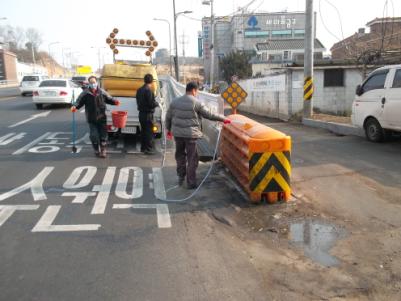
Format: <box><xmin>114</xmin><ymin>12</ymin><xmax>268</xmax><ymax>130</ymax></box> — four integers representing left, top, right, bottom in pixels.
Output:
<box><xmin>149</xmin><ymin>182</ymin><xmax>154</xmax><ymax>189</ymax></box>
<box><xmin>12</xmin><ymin>132</ymin><xmax>52</xmax><ymax>155</ymax></box>
<box><xmin>115</xmin><ymin>167</ymin><xmax>143</xmax><ymax>199</ymax></box>
<box><xmin>112</xmin><ymin>204</ymin><xmax>172</xmax><ymax>228</ymax></box>
<box><xmin>62</xmin><ymin>192</ymin><xmax>97</xmax><ymax>203</ymax></box>
<box><xmin>31</xmin><ymin>205</ymin><xmax>100</xmax><ymax>232</ymax></box>
<box><xmin>0</xmin><ymin>132</ymin><xmax>26</xmax><ymax>146</ymax></box>
<box><xmin>63</xmin><ymin>166</ymin><xmax>97</xmax><ymax>189</ymax></box>
<box><xmin>8</xmin><ymin>111</ymin><xmax>51</xmax><ymax>128</ymax></box>
<box><xmin>91</xmin><ymin>166</ymin><xmax>116</xmax><ymax>214</ymax></box>
<box><xmin>0</xmin><ymin>96</ymin><xmax>17</xmax><ymax>101</ymax></box>
<box><xmin>0</xmin><ymin>167</ymin><xmax>54</xmax><ymax>201</ymax></box>
<box><xmin>152</xmin><ymin>167</ymin><xmax>166</xmax><ymax>201</ymax></box>
<box><xmin>148</xmin><ymin>173</ymin><xmax>153</xmax><ymax>180</ymax></box>
<box><xmin>0</xmin><ymin>205</ymin><xmax>39</xmax><ymax>227</ymax></box>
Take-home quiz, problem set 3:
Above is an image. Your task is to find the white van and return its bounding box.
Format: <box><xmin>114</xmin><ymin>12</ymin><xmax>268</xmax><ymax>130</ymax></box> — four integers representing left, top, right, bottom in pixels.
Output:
<box><xmin>352</xmin><ymin>64</ymin><xmax>401</xmax><ymax>142</ymax></box>
<box><xmin>20</xmin><ymin>75</ymin><xmax>49</xmax><ymax>96</ymax></box>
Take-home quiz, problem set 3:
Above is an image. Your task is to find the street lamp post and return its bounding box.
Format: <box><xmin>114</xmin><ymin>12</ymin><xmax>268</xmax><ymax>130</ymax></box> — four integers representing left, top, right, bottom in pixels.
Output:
<box><xmin>153</xmin><ymin>18</ymin><xmax>172</xmax><ymax>76</ymax></box>
<box><xmin>172</xmin><ymin>0</ymin><xmax>192</xmax><ymax>82</ymax></box>
<box><xmin>48</xmin><ymin>41</ymin><xmax>60</xmax><ymax>77</ymax></box>
<box><xmin>202</xmin><ymin>0</ymin><xmax>214</xmax><ymax>88</ymax></box>
<box><xmin>91</xmin><ymin>46</ymin><xmax>106</xmax><ymax>74</ymax></box>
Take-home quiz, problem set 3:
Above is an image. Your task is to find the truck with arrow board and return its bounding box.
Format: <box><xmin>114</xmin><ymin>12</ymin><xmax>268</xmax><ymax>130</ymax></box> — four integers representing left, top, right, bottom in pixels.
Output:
<box><xmin>100</xmin><ymin>28</ymin><xmax>164</xmax><ymax>138</ymax></box>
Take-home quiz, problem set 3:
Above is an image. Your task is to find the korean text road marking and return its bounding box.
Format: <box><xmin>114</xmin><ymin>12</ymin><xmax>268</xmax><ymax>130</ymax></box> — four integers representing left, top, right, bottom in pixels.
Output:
<box><xmin>0</xmin><ymin>205</ymin><xmax>40</xmax><ymax>227</ymax></box>
<box><xmin>0</xmin><ymin>167</ymin><xmax>54</xmax><ymax>201</ymax></box>
<box><xmin>0</xmin><ymin>133</ymin><xmax>26</xmax><ymax>146</ymax></box>
<box><xmin>113</xmin><ymin>204</ymin><xmax>171</xmax><ymax>228</ymax></box>
<box><xmin>91</xmin><ymin>166</ymin><xmax>117</xmax><ymax>214</ymax></box>
<box><xmin>152</xmin><ymin>167</ymin><xmax>166</xmax><ymax>200</ymax></box>
<box><xmin>31</xmin><ymin>205</ymin><xmax>101</xmax><ymax>232</ymax></box>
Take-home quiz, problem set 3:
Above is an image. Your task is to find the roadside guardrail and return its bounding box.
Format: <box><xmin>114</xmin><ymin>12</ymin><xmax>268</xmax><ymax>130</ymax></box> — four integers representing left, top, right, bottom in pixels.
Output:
<box><xmin>221</xmin><ymin>114</ymin><xmax>291</xmax><ymax>203</ymax></box>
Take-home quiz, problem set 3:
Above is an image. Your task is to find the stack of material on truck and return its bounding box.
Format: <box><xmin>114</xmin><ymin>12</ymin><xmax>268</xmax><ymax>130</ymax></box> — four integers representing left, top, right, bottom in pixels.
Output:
<box><xmin>101</xmin><ymin>63</ymin><xmax>158</xmax><ymax>97</ymax></box>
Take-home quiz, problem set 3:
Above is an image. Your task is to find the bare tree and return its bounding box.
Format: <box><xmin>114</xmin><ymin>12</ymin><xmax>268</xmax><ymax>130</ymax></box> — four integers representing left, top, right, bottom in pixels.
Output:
<box><xmin>25</xmin><ymin>27</ymin><xmax>42</xmax><ymax>51</ymax></box>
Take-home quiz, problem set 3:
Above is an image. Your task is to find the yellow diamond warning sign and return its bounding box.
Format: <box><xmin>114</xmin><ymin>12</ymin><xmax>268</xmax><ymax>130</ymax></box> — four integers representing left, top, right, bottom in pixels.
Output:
<box><xmin>221</xmin><ymin>82</ymin><xmax>247</xmax><ymax>112</ymax></box>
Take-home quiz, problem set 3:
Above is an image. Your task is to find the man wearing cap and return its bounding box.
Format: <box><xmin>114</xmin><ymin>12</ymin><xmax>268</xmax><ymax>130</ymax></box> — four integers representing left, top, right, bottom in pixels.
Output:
<box><xmin>166</xmin><ymin>81</ymin><xmax>231</xmax><ymax>189</ymax></box>
<box><xmin>136</xmin><ymin>73</ymin><xmax>159</xmax><ymax>154</ymax></box>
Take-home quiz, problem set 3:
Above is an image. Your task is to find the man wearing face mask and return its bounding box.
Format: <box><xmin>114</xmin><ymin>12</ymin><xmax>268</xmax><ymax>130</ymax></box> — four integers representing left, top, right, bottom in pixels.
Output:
<box><xmin>71</xmin><ymin>75</ymin><xmax>120</xmax><ymax>158</ymax></box>
<box><xmin>165</xmin><ymin>81</ymin><xmax>231</xmax><ymax>189</ymax></box>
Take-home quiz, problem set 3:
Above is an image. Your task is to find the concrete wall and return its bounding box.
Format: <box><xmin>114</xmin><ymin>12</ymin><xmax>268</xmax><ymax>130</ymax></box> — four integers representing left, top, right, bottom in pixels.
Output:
<box><xmin>238</xmin><ymin>73</ymin><xmax>290</xmax><ymax>120</ymax></box>
<box><xmin>238</xmin><ymin>67</ymin><xmax>368</xmax><ymax>119</ymax></box>
<box><xmin>290</xmin><ymin>68</ymin><xmax>365</xmax><ymax>116</ymax></box>
<box><xmin>0</xmin><ymin>50</ymin><xmax>18</xmax><ymax>82</ymax></box>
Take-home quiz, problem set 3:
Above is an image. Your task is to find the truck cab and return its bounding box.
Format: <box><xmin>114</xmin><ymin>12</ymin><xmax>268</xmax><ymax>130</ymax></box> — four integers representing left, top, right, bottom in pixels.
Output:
<box><xmin>351</xmin><ymin>64</ymin><xmax>401</xmax><ymax>142</ymax></box>
<box><xmin>100</xmin><ymin>63</ymin><xmax>164</xmax><ymax>137</ymax></box>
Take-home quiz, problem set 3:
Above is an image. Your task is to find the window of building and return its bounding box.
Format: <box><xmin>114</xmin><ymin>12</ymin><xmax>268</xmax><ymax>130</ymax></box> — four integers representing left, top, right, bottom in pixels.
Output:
<box><xmin>324</xmin><ymin>69</ymin><xmax>345</xmax><ymax>87</ymax></box>
<box><xmin>392</xmin><ymin>69</ymin><xmax>401</xmax><ymax>88</ymax></box>
<box><xmin>271</xmin><ymin>30</ymin><xmax>292</xmax><ymax>38</ymax></box>
<box><xmin>283</xmin><ymin>51</ymin><xmax>291</xmax><ymax>60</ymax></box>
<box><xmin>244</xmin><ymin>30</ymin><xmax>269</xmax><ymax>38</ymax></box>
<box><xmin>294</xmin><ymin>29</ymin><xmax>305</xmax><ymax>37</ymax></box>
<box><xmin>362</xmin><ymin>71</ymin><xmax>388</xmax><ymax>92</ymax></box>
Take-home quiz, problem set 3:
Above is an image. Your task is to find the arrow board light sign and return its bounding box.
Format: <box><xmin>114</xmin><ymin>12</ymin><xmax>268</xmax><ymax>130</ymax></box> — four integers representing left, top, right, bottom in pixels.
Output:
<box><xmin>106</xmin><ymin>28</ymin><xmax>158</xmax><ymax>56</ymax></box>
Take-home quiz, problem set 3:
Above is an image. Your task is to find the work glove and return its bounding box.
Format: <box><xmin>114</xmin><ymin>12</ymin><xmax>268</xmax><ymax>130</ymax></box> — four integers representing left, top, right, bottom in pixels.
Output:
<box><xmin>70</xmin><ymin>106</ymin><xmax>77</xmax><ymax>113</ymax></box>
<box><xmin>115</xmin><ymin>100</ymin><xmax>121</xmax><ymax>106</ymax></box>
<box><xmin>223</xmin><ymin>119</ymin><xmax>231</xmax><ymax>124</ymax></box>
<box><xmin>167</xmin><ymin>131</ymin><xmax>173</xmax><ymax>140</ymax></box>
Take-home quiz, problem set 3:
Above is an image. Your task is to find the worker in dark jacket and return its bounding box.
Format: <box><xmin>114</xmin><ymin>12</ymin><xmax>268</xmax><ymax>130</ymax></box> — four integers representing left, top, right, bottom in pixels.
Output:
<box><xmin>136</xmin><ymin>73</ymin><xmax>159</xmax><ymax>154</ymax></box>
<box><xmin>71</xmin><ymin>75</ymin><xmax>120</xmax><ymax>158</ymax></box>
<box><xmin>166</xmin><ymin>81</ymin><xmax>231</xmax><ymax>189</ymax></box>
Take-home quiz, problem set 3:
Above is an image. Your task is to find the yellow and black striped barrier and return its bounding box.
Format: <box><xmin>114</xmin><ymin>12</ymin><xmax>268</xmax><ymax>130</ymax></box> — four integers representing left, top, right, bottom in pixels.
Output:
<box><xmin>304</xmin><ymin>76</ymin><xmax>313</xmax><ymax>101</ymax></box>
<box><xmin>221</xmin><ymin>114</ymin><xmax>291</xmax><ymax>203</ymax></box>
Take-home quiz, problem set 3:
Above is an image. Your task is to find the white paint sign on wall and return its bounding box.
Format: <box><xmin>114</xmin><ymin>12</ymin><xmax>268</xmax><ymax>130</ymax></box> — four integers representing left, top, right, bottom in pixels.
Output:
<box><xmin>244</xmin><ymin>74</ymin><xmax>286</xmax><ymax>92</ymax></box>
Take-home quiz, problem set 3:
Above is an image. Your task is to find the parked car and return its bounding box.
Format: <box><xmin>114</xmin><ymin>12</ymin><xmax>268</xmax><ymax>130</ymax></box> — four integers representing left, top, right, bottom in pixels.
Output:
<box><xmin>32</xmin><ymin>79</ymin><xmax>83</xmax><ymax>109</ymax></box>
<box><xmin>71</xmin><ymin>76</ymin><xmax>89</xmax><ymax>88</ymax></box>
<box><xmin>352</xmin><ymin>64</ymin><xmax>401</xmax><ymax>142</ymax></box>
<box><xmin>19</xmin><ymin>75</ymin><xmax>49</xmax><ymax>96</ymax></box>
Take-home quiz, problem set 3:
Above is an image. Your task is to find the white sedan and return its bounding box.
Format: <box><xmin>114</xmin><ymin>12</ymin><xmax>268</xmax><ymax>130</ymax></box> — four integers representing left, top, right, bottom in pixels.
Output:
<box><xmin>32</xmin><ymin>79</ymin><xmax>83</xmax><ymax>109</ymax></box>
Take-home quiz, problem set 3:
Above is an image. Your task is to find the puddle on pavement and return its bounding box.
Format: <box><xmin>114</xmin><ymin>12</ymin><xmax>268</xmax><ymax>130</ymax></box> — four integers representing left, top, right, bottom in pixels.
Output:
<box><xmin>288</xmin><ymin>219</ymin><xmax>346</xmax><ymax>267</ymax></box>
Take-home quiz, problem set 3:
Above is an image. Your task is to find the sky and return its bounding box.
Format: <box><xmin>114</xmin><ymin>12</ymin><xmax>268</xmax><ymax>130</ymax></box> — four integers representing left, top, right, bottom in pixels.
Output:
<box><xmin>1</xmin><ymin>0</ymin><xmax>400</xmax><ymax>70</ymax></box>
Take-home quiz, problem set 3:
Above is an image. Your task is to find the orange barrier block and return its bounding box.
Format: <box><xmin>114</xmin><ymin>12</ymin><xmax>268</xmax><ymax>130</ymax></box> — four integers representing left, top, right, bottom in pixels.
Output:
<box><xmin>221</xmin><ymin>114</ymin><xmax>291</xmax><ymax>203</ymax></box>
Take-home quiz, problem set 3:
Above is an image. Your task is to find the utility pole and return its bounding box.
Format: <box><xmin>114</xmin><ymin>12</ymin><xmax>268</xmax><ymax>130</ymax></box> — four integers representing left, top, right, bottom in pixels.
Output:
<box><xmin>209</xmin><ymin>0</ymin><xmax>215</xmax><ymax>88</ymax></box>
<box><xmin>173</xmin><ymin>0</ymin><xmax>179</xmax><ymax>81</ymax></box>
<box><xmin>303</xmin><ymin>0</ymin><xmax>314</xmax><ymax>118</ymax></box>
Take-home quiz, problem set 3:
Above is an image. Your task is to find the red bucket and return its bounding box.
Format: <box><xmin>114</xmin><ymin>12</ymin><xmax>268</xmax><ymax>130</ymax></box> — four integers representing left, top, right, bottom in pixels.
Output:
<box><xmin>111</xmin><ymin>111</ymin><xmax>128</xmax><ymax>128</ymax></box>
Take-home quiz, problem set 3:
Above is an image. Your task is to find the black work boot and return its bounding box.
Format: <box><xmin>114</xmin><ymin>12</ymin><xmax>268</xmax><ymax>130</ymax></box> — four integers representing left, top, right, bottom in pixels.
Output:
<box><xmin>92</xmin><ymin>143</ymin><xmax>100</xmax><ymax>157</ymax></box>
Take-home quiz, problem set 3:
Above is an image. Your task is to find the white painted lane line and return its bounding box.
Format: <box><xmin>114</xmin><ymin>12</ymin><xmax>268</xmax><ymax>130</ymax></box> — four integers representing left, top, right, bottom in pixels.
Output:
<box><xmin>12</xmin><ymin>132</ymin><xmax>52</xmax><ymax>155</ymax></box>
<box><xmin>63</xmin><ymin>166</ymin><xmax>97</xmax><ymax>189</ymax></box>
<box><xmin>0</xmin><ymin>205</ymin><xmax>40</xmax><ymax>227</ymax></box>
<box><xmin>0</xmin><ymin>133</ymin><xmax>26</xmax><ymax>146</ymax></box>
<box><xmin>91</xmin><ymin>166</ymin><xmax>116</xmax><ymax>214</ymax></box>
<box><xmin>8</xmin><ymin>111</ymin><xmax>51</xmax><ymax>128</ymax></box>
<box><xmin>0</xmin><ymin>167</ymin><xmax>54</xmax><ymax>202</ymax></box>
<box><xmin>32</xmin><ymin>205</ymin><xmax>100</xmax><ymax>232</ymax></box>
<box><xmin>0</xmin><ymin>96</ymin><xmax>17</xmax><ymax>101</ymax></box>
<box><xmin>115</xmin><ymin>167</ymin><xmax>143</xmax><ymax>199</ymax></box>
<box><xmin>152</xmin><ymin>167</ymin><xmax>166</xmax><ymax>201</ymax></box>
<box><xmin>113</xmin><ymin>204</ymin><xmax>172</xmax><ymax>228</ymax></box>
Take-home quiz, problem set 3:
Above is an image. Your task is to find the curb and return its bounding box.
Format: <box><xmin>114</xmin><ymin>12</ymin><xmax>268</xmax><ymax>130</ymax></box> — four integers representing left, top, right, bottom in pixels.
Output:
<box><xmin>303</xmin><ymin>118</ymin><xmax>365</xmax><ymax>137</ymax></box>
